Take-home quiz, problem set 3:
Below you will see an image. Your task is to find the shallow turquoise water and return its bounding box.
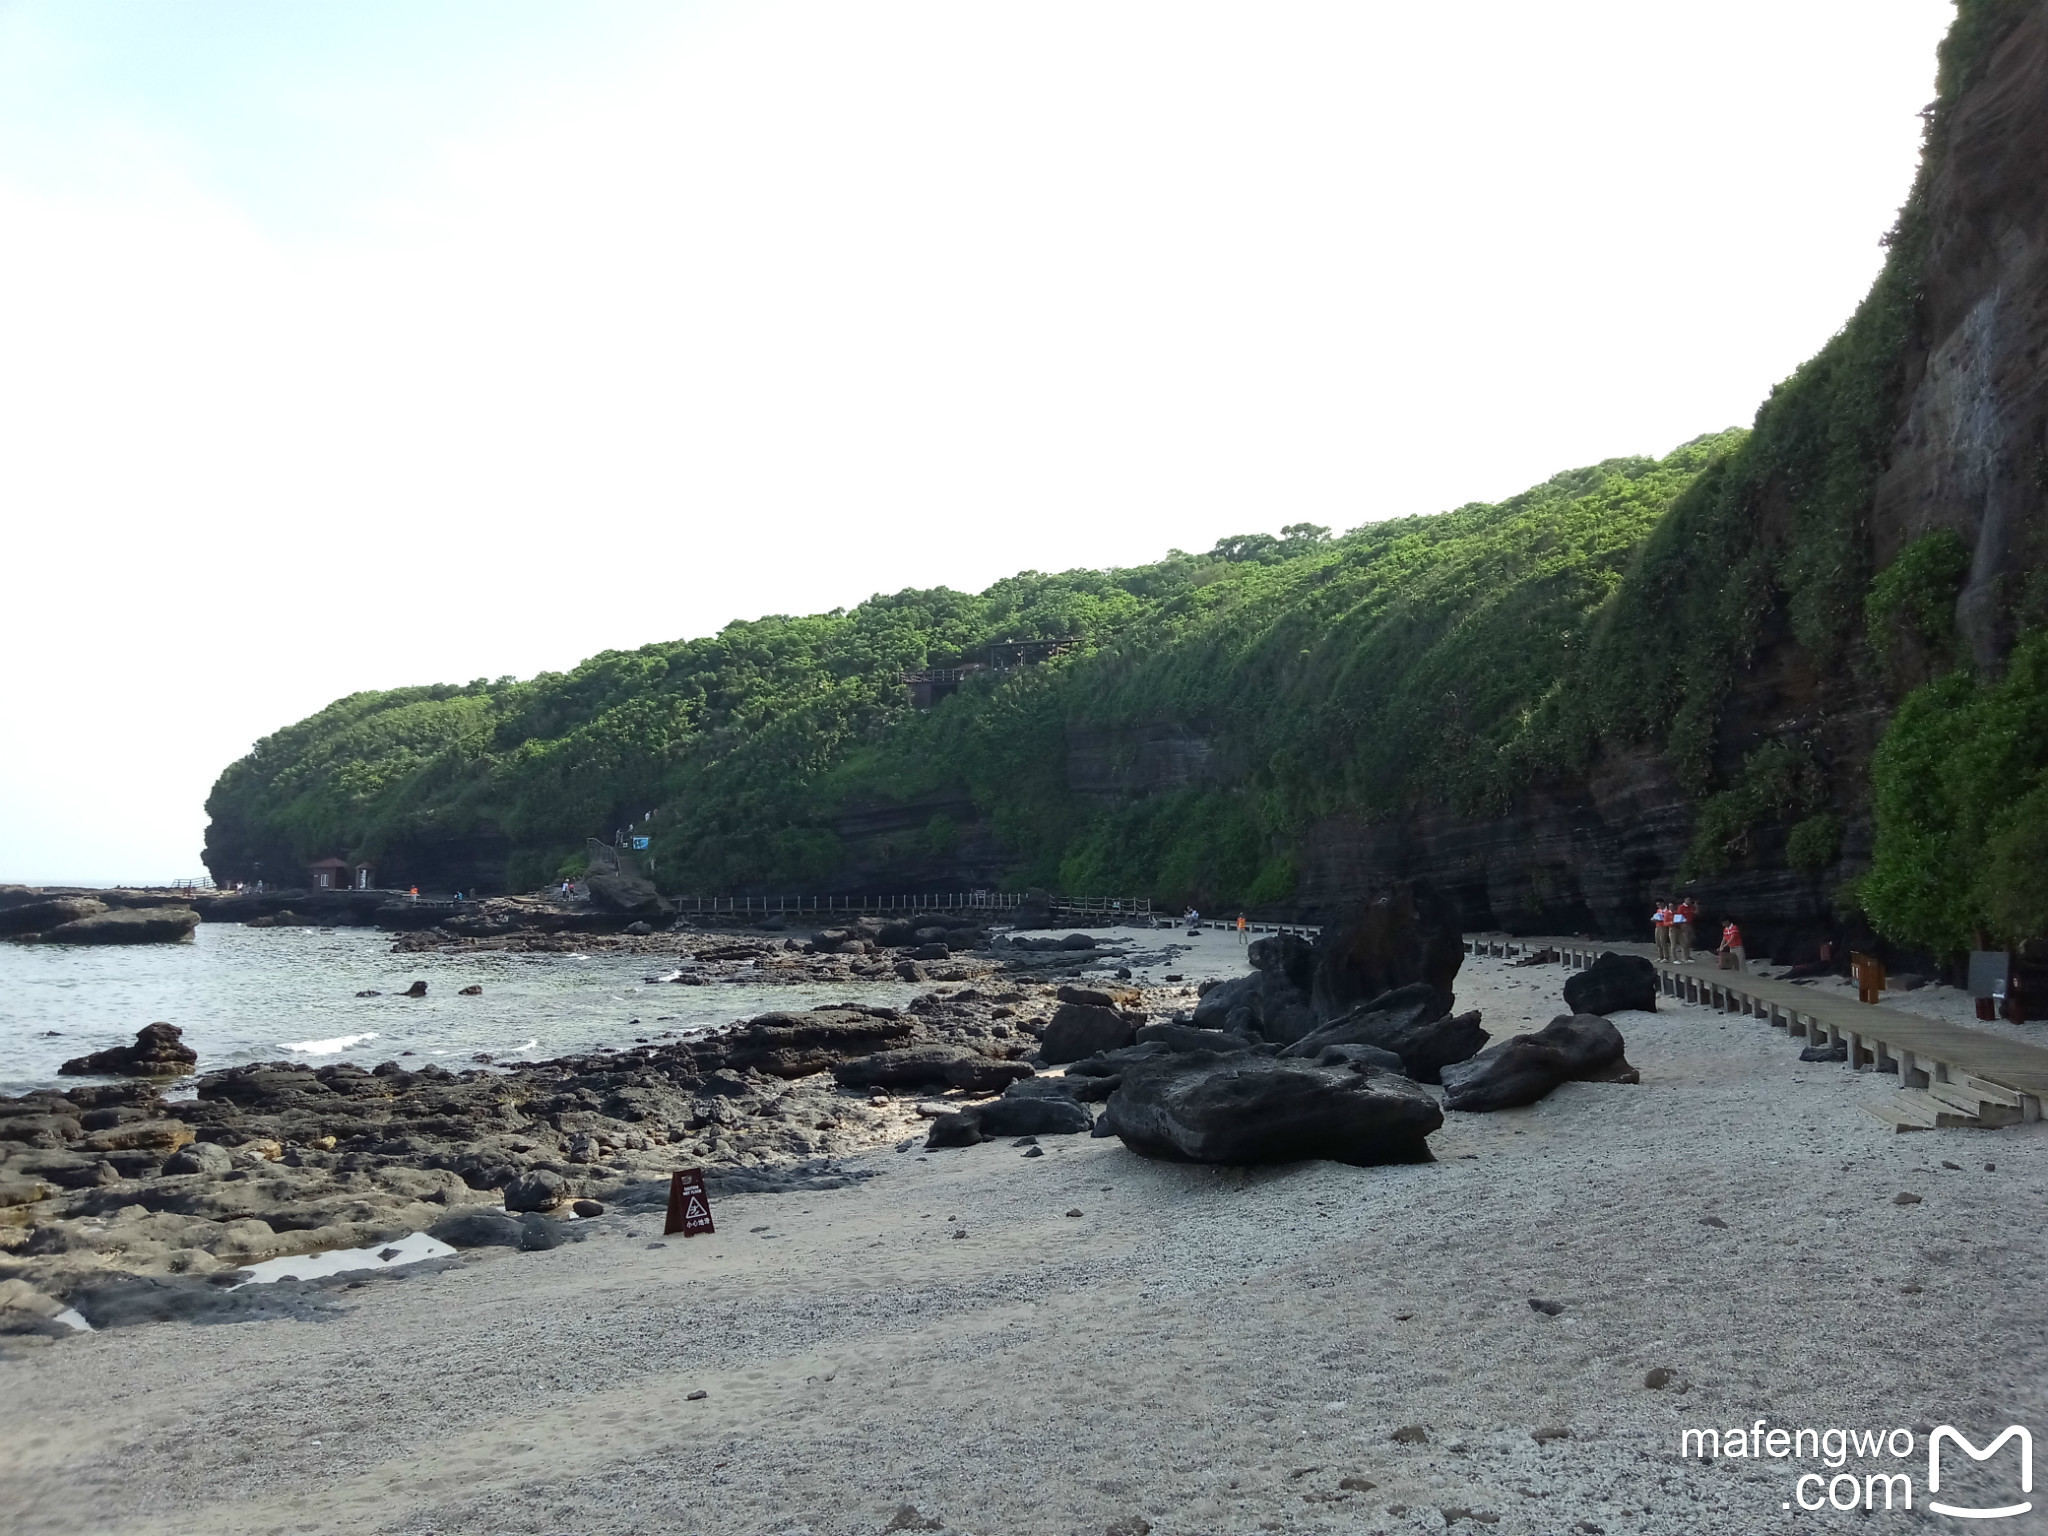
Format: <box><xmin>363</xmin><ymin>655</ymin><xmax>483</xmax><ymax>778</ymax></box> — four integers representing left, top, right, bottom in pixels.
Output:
<box><xmin>0</xmin><ymin>923</ymin><xmax>917</xmax><ymax>1094</ymax></box>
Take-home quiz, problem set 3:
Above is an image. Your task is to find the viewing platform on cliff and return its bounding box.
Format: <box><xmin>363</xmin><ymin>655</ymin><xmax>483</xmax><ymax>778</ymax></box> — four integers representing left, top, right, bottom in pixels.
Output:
<box><xmin>1468</xmin><ymin>933</ymin><xmax>2048</xmax><ymax>1131</ymax></box>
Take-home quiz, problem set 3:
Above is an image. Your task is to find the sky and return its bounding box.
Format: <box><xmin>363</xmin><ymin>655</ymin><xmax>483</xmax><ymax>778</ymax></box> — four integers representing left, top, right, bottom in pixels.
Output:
<box><xmin>0</xmin><ymin>0</ymin><xmax>1956</xmax><ymax>886</ymax></box>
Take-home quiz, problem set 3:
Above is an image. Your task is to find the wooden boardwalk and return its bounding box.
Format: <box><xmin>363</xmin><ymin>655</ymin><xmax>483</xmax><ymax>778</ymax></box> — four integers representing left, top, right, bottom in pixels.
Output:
<box><xmin>1466</xmin><ymin>933</ymin><xmax>2048</xmax><ymax>1131</ymax></box>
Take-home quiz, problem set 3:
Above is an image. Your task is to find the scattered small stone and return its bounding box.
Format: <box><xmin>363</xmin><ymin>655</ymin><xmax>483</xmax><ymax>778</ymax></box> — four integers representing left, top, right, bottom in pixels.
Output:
<box><xmin>1104</xmin><ymin>1520</ymin><xmax>1151</xmax><ymax>1536</ymax></box>
<box><xmin>951</xmin><ymin>1228</ymin><xmax>967</xmax><ymax>1239</ymax></box>
<box><xmin>1339</xmin><ymin>1476</ymin><xmax>1376</xmax><ymax>1491</ymax></box>
<box><xmin>1531</xmin><ymin>1426</ymin><xmax>1570</xmax><ymax>1445</ymax></box>
<box><xmin>646</xmin><ymin>1242</ymin><xmax>667</xmax><ymax>1249</ymax></box>
<box><xmin>402</xmin><ymin>980</ymin><xmax>428</xmax><ymax>997</ymax></box>
<box><xmin>883</xmin><ymin>1508</ymin><xmax>942</xmax><ymax>1533</ymax></box>
<box><xmin>1065</xmin><ymin>1208</ymin><xmax>1083</xmax><ymax>1218</ymax></box>
<box><xmin>1901</xmin><ymin>1283</ymin><xmax>1923</xmax><ymax>1294</ymax></box>
<box><xmin>572</xmin><ymin>1199</ymin><xmax>605</xmax><ymax>1218</ymax></box>
<box><xmin>1391</xmin><ymin>1425</ymin><xmax>1429</xmax><ymax>1444</ymax></box>
<box><xmin>686</xmin><ymin>1389</ymin><xmax>708</xmax><ymax>1401</ymax></box>
<box><xmin>1442</xmin><ymin>1512</ymin><xmax>1500</xmax><ymax>1527</ymax></box>
<box><xmin>1528</xmin><ymin>1297</ymin><xmax>1565</xmax><ymax>1316</ymax></box>
<box><xmin>1942</xmin><ymin>1160</ymin><xmax>1961</xmax><ymax>1170</ymax></box>
<box><xmin>355</xmin><ymin>989</ymin><xmax>380</xmax><ymax>998</ymax></box>
<box><xmin>1893</xmin><ymin>1191</ymin><xmax>1923</xmax><ymax>1206</ymax></box>
<box><xmin>750</xmin><ymin>1225</ymin><xmax>770</xmax><ymax>1233</ymax></box>
<box><xmin>458</xmin><ymin>984</ymin><xmax>483</xmax><ymax>996</ymax></box>
<box><xmin>1643</xmin><ymin>1367</ymin><xmax>1675</xmax><ymax>1389</ymax></box>
<box><xmin>1393</xmin><ymin>1312</ymin><xmax>1414</xmax><ymax>1321</ymax></box>
<box><xmin>1986</xmin><ymin>1162</ymin><xmax>1997</xmax><ymax>1171</ymax></box>
<box><xmin>1699</xmin><ymin>1215</ymin><xmax>1727</xmax><ymax>1228</ymax></box>
<box><xmin>1574</xmin><ymin>1524</ymin><xmax>1605</xmax><ymax>1535</ymax></box>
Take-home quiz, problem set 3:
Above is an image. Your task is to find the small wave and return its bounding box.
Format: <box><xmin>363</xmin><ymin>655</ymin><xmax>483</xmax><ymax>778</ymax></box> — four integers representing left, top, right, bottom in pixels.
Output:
<box><xmin>280</xmin><ymin>1031</ymin><xmax>378</xmax><ymax>1056</ymax></box>
<box><xmin>511</xmin><ymin>1038</ymin><xmax>539</xmax><ymax>1052</ymax></box>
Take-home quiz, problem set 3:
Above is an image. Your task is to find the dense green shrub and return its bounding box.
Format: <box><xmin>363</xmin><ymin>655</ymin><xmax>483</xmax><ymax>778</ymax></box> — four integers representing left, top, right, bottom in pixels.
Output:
<box><xmin>1862</xmin><ymin>632</ymin><xmax>2048</xmax><ymax>952</ymax></box>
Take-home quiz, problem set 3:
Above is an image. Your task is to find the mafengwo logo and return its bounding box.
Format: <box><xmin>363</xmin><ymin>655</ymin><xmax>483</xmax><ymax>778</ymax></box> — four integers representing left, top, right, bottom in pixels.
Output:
<box><xmin>1929</xmin><ymin>1425</ymin><xmax>2032</xmax><ymax>1520</ymax></box>
<box><xmin>1681</xmin><ymin>1420</ymin><xmax>2032</xmax><ymax>1516</ymax></box>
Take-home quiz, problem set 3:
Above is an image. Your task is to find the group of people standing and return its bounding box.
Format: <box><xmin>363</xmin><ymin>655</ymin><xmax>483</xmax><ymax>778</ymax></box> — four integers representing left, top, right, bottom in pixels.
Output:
<box><xmin>1653</xmin><ymin>898</ymin><xmax>1745</xmax><ymax>971</ymax></box>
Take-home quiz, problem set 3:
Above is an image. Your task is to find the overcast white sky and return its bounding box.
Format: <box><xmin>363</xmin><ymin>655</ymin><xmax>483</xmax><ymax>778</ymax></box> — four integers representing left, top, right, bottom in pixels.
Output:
<box><xmin>0</xmin><ymin>0</ymin><xmax>1955</xmax><ymax>885</ymax></box>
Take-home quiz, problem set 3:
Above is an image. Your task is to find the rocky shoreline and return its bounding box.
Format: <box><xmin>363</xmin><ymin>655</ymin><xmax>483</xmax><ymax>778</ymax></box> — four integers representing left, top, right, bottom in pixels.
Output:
<box><xmin>0</xmin><ymin>887</ymin><xmax>1669</xmax><ymax>1343</ymax></box>
<box><xmin>0</xmin><ymin>916</ymin><xmax>1194</xmax><ymax>1337</ymax></box>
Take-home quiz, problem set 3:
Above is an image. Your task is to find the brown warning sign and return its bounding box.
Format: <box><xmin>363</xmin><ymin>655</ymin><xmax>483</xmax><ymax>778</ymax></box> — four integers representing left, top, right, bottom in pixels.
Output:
<box><xmin>665</xmin><ymin>1168</ymin><xmax>715</xmax><ymax>1237</ymax></box>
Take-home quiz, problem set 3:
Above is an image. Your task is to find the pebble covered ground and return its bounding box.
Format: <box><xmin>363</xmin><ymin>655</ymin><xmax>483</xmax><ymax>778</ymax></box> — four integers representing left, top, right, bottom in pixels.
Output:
<box><xmin>3</xmin><ymin>947</ymin><xmax>2045</xmax><ymax>1535</ymax></box>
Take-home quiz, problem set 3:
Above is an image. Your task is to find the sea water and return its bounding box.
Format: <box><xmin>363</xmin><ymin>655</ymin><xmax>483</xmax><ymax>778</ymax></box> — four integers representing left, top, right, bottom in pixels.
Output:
<box><xmin>0</xmin><ymin>923</ymin><xmax>920</xmax><ymax>1095</ymax></box>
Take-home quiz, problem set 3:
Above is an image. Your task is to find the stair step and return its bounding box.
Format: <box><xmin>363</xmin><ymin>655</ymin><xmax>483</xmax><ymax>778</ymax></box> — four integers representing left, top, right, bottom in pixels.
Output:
<box><xmin>1928</xmin><ymin>1081</ymin><xmax>1990</xmax><ymax>1113</ymax></box>
<box><xmin>1897</xmin><ymin>1088</ymin><xmax>2001</xmax><ymax>1129</ymax></box>
<box><xmin>1960</xmin><ymin>1073</ymin><xmax>2023</xmax><ymax>1109</ymax></box>
<box><xmin>1865</xmin><ymin>1103</ymin><xmax>1934</xmax><ymax>1133</ymax></box>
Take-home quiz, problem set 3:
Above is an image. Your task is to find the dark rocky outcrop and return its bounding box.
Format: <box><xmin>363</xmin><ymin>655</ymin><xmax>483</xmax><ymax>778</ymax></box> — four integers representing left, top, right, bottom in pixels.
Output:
<box><xmin>832</xmin><ymin>1044</ymin><xmax>1016</xmax><ymax>1091</ymax></box>
<box><xmin>0</xmin><ymin>897</ymin><xmax>107</xmax><ymax>936</ymax></box>
<box><xmin>1562</xmin><ymin>952</ymin><xmax>1659</xmax><ymax>1016</ymax></box>
<box><xmin>1104</xmin><ymin>1052</ymin><xmax>1442</xmax><ymax>1165</ymax></box>
<box><xmin>720</xmin><ymin>1010</ymin><xmax>913</xmax><ymax>1077</ymax></box>
<box><xmin>1308</xmin><ymin>886</ymin><xmax>1463</xmax><ymax>1022</ymax></box>
<box><xmin>35</xmin><ymin>908</ymin><xmax>200</xmax><ymax>946</ymax></box>
<box><xmin>924</xmin><ymin>1094</ymin><xmax>1093</xmax><ymax>1148</ymax></box>
<box><xmin>1189</xmin><ymin>934</ymin><xmax>1321</xmax><ymax>1044</ymax></box>
<box><xmin>1279</xmin><ymin>984</ymin><xmax>1486</xmax><ymax>1085</ymax></box>
<box><xmin>583</xmin><ymin>871</ymin><xmax>673</xmax><ymax>920</ymax></box>
<box><xmin>58</xmin><ymin>1023</ymin><xmax>199</xmax><ymax>1079</ymax></box>
<box><xmin>1134</xmin><ymin>1022</ymin><xmax>1254</xmax><ymax>1055</ymax></box>
<box><xmin>1040</xmin><ymin>1003</ymin><xmax>1136</xmax><ymax>1064</ymax></box>
<box><xmin>1440</xmin><ymin>1013</ymin><xmax>1637</xmax><ymax>1113</ymax></box>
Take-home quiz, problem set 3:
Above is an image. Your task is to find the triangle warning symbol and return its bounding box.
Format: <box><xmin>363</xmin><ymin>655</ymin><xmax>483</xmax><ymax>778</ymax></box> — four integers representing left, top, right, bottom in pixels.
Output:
<box><xmin>686</xmin><ymin>1197</ymin><xmax>708</xmax><ymax>1220</ymax></box>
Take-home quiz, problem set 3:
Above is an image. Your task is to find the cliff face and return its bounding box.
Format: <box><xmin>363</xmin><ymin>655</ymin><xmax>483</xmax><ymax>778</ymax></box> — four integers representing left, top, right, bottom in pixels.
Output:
<box><xmin>1873</xmin><ymin>2</ymin><xmax>2048</xmax><ymax>670</ymax></box>
<box><xmin>1283</xmin><ymin>4</ymin><xmax>2048</xmax><ymax>955</ymax></box>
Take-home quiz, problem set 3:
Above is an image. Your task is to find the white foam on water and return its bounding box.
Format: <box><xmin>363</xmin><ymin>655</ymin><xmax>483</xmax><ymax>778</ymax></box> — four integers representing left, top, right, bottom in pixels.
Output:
<box><xmin>511</xmin><ymin>1038</ymin><xmax>539</xmax><ymax>1052</ymax></box>
<box><xmin>53</xmin><ymin>1307</ymin><xmax>93</xmax><ymax>1332</ymax></box>
<box><xmin>231</xmin><ymin>1230</ymin><xmax>456</xmax><ymax>1287</ymax></box>
<box><xmin>280</xmin><ymin>1031</ymin><xmax>378</xmax><ymax>1056</ymax></box>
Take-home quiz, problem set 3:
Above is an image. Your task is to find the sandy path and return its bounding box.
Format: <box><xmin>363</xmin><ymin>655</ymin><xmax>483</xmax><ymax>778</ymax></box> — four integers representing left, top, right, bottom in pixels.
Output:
<box><xmin>5</xmin><ymin>952</ymin><xmax>2046</xmax><ymax>1535</ymax></box>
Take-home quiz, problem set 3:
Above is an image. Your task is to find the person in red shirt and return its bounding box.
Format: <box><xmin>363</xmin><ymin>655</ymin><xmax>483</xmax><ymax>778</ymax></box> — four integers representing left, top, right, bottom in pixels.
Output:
<box><xmin>1719</xmin><ymin>919</ymin><xmax>1745</xmax><ymax>973</ymax></box>
<box><xmin>1675</xmin><ymin>897</ymin><xmax>1698</xmax><ymax>960</ymax></box>
<box><xmin>1652</xmin><ymin>901</ymin><xmax>1673</xmax><ymax>961</ymax></box>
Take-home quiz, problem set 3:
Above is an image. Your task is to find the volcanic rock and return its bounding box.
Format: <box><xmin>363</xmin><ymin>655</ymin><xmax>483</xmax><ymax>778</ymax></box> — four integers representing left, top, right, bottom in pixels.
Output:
<box><xmin>1040</xmin><ymin>1003</ymin><xmax>1136</xmax><ymax>1064</ymax></box>
<box><xmin>1439</xmin><ymin>1012</ymin><xmax>1634</xmax><ymax>1112</ymax></box>
<box><xmin>37</xmin><ymin>908</ymin><xmax>200</xmax><ymax>946</ymax></box>
<box><xmin>1561</xmin><ymin>952</ymin><xmax>1659</xmax><ymax>1016</ymax></box>
<box><xmin>58</xmin><ymin>1023</ymin><xmax>200</xmax><ymax>1078</ymax></box>
<box><xmin>1308</xmin><ymin>884</ymin><xmax>1462</xmax><ymax>1021</ymax></box>
<box><xmin>1105</xmin><ymin>1052</ymin><xmax>1442</xmax><ymax>1165</ymax></box>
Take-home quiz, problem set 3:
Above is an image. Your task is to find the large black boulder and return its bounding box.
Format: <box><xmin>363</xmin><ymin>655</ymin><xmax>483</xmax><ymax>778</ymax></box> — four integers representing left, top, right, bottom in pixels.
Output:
<box><xmin>1440</xmin><ymin>1012</ymin><xmax>1635</xmax><ymax>1113</ymax></box>
<box><xmin>1189</xmin><ymin>935</ymin><xmax>1322</xmax><ymax>1044</ymax></box>
<box><xmin>1040</xmin><ymin>1003</ymin><xmax>1136</xmax><ymax>1064</ymax></box>
<box><xmin>1309</xmin><ymin>884</ymin><xmax>1463</xmax><ymax>1021</ymax></box>
<box><xmin>1280</xmin><ymin>985</ymin><xmax>1486</xmax><ymax>1084</ymax></box>
<box><xmin>584</xmin><ymin>871</ymin><xmax>673</xmax><ymax>920</ymax></box>
<box><xmin>1562</xmin><ymin>952</ymin><xmax>1659</xmax><ymax>1016</ymax></box>
<box><xmin>1104</xmin><ymin>1053</ymin><xmax>1442</xmax><ymax>1166</ymax></box>
<box><xmin>924</xmin><ymin>1094</ymin><xmax>1093</xmax><ymax>1147</ymax></box>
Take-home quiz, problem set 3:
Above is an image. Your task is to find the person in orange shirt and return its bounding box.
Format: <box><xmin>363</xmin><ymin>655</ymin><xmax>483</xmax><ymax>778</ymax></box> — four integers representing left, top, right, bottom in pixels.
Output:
<box><xmin>1652</xmin><ymin>901</ymin><xmax>1673</xmax><ymax>961</ymax></box>
<box><xmin>1675</xmin><ymin>897</ymin><xmax>1698</xmax><ymax>960</ymax></box>
<box><xmin>1719</xmin><ymin>919</ymin><xmax>1745</xmax><ymax>973</ymax></box>
<box><xmin>1236</xmin><ymin>913</ymin><xmax>1248</xmax><ymax>946</ymax></box>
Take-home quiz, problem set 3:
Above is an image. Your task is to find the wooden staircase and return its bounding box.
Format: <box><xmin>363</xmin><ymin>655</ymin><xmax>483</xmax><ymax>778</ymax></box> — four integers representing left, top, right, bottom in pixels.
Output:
<box><xmin>1867</xmin><ymin>1074</ymin><xmax>2026</xmax><ymax>1132</ymax></box>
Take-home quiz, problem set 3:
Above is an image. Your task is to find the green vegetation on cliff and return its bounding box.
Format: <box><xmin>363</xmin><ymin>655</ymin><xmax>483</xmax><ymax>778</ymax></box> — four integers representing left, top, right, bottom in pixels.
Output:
<box><xmin>204</xmin><ymin>434</ymin><xmax>1742</xmax><ymax>901</ymax></box>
